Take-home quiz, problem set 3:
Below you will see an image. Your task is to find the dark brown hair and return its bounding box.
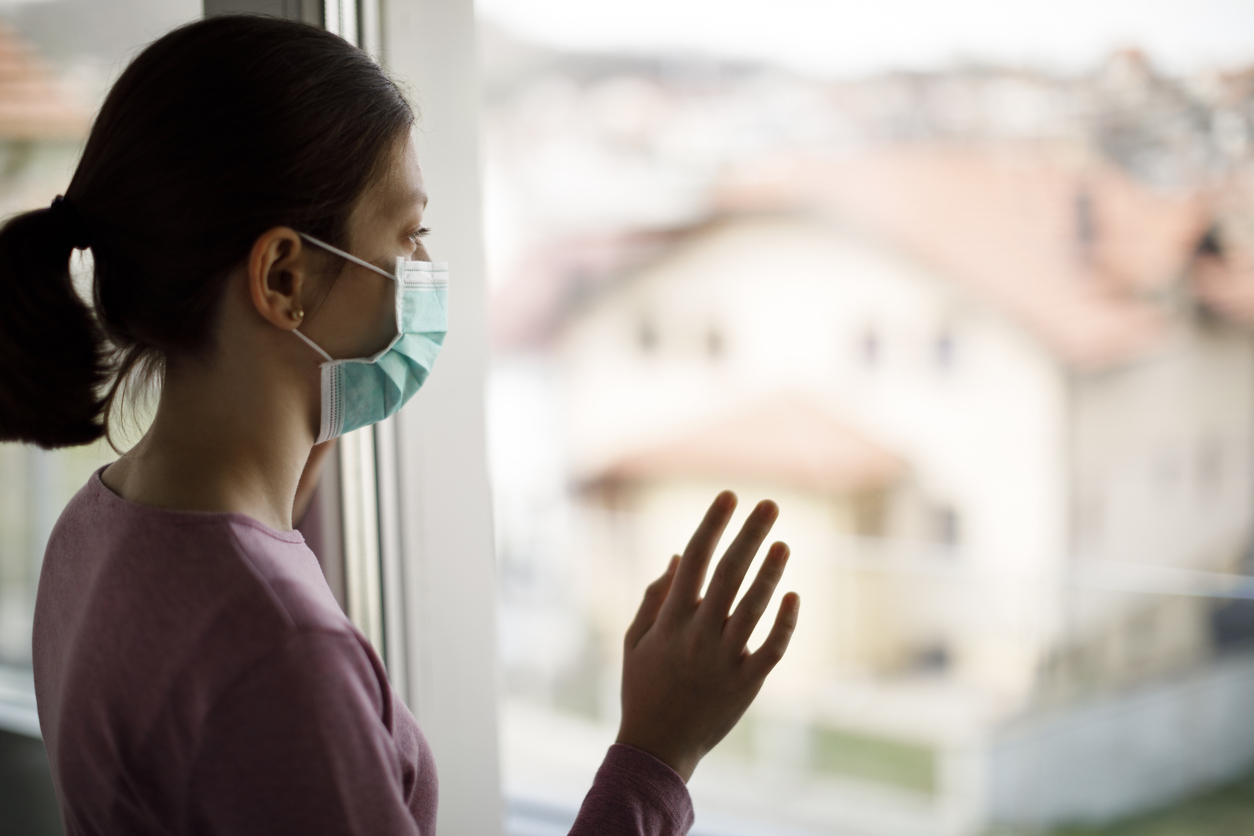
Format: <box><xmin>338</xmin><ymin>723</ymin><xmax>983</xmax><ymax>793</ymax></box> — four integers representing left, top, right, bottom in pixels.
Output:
<box><xmin>0</xmin><ymin>15</ymin><xmax>414</xmax><ymax>448</ymax></box>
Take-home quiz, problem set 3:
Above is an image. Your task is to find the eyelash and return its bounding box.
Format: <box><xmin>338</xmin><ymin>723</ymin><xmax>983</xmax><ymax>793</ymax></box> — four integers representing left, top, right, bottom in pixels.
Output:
<box><xmin>407</xmin><ymin>227</ymin><xmax>431</xmax><ymax>244</ymax></box>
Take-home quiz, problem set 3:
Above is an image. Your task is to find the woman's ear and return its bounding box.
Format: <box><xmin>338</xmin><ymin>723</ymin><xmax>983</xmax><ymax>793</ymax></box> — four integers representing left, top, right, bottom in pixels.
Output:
<box><xmin>247</xmin><ymin>227</ymin><xmax>310</xmax><ymax>330</ymax></box>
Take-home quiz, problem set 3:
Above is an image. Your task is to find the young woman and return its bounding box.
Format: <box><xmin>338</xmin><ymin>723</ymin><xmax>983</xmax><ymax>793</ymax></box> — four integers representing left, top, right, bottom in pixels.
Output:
<box><xmin>0</xmin><ymin>16</ymin><xmax>799</xmax><ymax>835</ymax></box>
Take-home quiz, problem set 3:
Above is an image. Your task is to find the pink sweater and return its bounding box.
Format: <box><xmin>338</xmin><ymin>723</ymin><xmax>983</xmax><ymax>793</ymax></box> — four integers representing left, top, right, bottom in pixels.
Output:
<box><xmin>32</xmin><ymin>467</ymin><xmax>694</xmax><ymax>835</ymax></box>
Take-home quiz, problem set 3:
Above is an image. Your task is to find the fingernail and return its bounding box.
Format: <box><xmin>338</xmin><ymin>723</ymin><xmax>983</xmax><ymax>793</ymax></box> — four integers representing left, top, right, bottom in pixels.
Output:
<box><xmin>758</xmin><ymin>500</ymin><xmax>779</xmax><ymax>520</ymax></box>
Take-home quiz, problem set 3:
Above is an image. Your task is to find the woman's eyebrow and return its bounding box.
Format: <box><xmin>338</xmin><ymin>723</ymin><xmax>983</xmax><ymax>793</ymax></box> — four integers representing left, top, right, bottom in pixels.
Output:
<box><xmin>391</xmin><ymin>185</ymin><xmax>428</xmax><ymax>213</ymax></box>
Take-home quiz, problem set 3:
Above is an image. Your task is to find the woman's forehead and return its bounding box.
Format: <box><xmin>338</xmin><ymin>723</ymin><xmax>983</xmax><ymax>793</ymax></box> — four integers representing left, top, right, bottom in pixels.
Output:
<box><xmin>354</xmin><ymin>141</ymin><xmax>426</xmax><ymax>232</ymax></box>
<box><xmin>382</xmin><ymin>139</ymin><xmax>426</xmax><ymax>215</ymax></box>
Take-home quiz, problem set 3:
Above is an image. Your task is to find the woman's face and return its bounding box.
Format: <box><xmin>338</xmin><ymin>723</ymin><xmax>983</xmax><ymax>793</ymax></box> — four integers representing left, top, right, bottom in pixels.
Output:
<box><xmin>299</xmin><ymin>136</ymin><xmax>430</xmax><ymax>360</ymax></box>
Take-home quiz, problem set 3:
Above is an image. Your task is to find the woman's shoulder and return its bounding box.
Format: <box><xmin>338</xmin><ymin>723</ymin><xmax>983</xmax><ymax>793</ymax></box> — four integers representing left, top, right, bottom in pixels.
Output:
<box><xmin>36</xmin><ymin>466</ymin><xmax>362</xmax><ymax>727</ymax></box>
<box><xmin>222</xmin><ymin>513</ymin><xmax>347</xmax><ymax>636</ymax></box>
<box><xmin>33</xmin><ymin>473</ymin><xmax>395</xmax><ymax>821</ymax></box>
<box><xmin>41</xmin><ymin>466</ymin><xmax>351</xmax><ymax>659</ymax></box>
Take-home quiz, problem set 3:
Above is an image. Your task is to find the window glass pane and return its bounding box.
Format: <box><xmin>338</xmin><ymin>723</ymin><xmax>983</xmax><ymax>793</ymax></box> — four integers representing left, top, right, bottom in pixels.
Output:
<box><xmin>480</xmin><ymin>6</ymin><xmax>1254</xmax><ymax>835</ymax></box>
<box><xmin>0</xmin><ymin>1</ymin><xmax>199</xmax><ymax>671</ymax></box>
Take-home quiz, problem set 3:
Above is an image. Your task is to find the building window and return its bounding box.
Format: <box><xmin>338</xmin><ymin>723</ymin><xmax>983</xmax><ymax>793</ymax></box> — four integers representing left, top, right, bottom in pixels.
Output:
<box><xmin>706</xmin><ymin>327</ymin><xmax>724</xmax><ymax>360</ymax></box>
<box><xmin>852</xmin><ymin>491</ymin><xmax>888</xmax><ymax>537</ymax></box>
<box><xmin>1073</xmin><ymin>494</ymin><xmax>1104</xmax><ymax>552</ymax></box>
<box><xmin>1197</xmin><ymin>435</ymin><xmax>1223</xmax><ymax>488</ymax></box>
<box><xmin>933</xmin><ymin>329</ymin><xmax>956</xmax><ymax>371</ymax></box>
<box><xmin>932</xmin><ymin>504</ymin><xmax>961</xmax><ymax>548</ymax></box>
<box><xmin>1075</xmin><ymin>185</ymin><xmax>1097</xmax><ymax>264</ymax></box>
<box><xmin>911</xmin><ymin>642</ymin><xmax>951</xmax><ymax>673</ymax></box>
<box><xmin>637</xmin><ymin>316</ymin><xmax>658</xmax><ymax>352</ymax></box>
<box><xmin>860</xmin><ymin>327</ymin><xmax>880</xmax><ymax>368</ymax></box>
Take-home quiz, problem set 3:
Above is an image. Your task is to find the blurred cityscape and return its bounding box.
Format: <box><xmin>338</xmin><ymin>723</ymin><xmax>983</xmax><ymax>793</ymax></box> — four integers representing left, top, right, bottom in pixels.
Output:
<box><xmin>2</xmin><ymin>6</ymin><xmax>1254</xmax><ymax>834</ymax></box>
<box><xmin>481</xmin><ymin>21</ymin><xmax>1254</xmax><ymax>836</ymax></box>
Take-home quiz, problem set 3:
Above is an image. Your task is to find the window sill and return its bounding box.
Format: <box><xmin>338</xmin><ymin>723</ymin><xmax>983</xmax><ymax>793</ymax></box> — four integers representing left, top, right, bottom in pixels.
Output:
<box><xmin>0</xmin><ymin>664</ymin><xmax>40</xmax><ymax>738</ymax></box>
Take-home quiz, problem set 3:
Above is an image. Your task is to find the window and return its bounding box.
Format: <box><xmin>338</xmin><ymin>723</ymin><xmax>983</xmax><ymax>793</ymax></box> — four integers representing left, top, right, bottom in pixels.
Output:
<box><xmin>637</xmin><ymin>315</ymin><xmax>658</xmax><ymax>352</ymax></box>
<box><xmin>1196</xmin><ymin>434</ymin><xmax>1224</xmax><ymax>488</ymax></box>
<box><xmin>932</xmin><ymin>503</ymin><xmax>961</xmax><ymax>548</ymax></box>
<box><xmin>706</xmin><ymin>325</ymin><xmax>724</xmax><ymax>359</ymax></box>
<box><xmin>479</xmin><ymin>4</ymin><xmax>1254</xmax><ymax>834</ymax></box>
<box><xmin>860</xmin><ymin>326</ymin><xmax>880</xmax><ymax>368</ymax></box>
<box><xmin>6</xmin><ymin>2</ymin><xmax>1254</xmax><ymax>835</ymax></box>
<box><xmin>933</xmin><ymin>328</ymin><xmax>956</xmax><ymax>371</ymax></box>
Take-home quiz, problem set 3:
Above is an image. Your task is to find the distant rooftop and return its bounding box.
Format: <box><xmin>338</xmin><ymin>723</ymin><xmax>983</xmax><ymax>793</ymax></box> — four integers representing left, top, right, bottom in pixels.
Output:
<box><xmin>717</xmin><ymin>145</ymin><xmax>1210</xmax><ymax>368</ymax></box>
<box><xmin>494</xmin><ymin>144</ymin><xmax>1216</xmax><ymax>370</ymax></box>
<box><xmin>0</xmin><ymin>23</ymin><xmax>89</xmax><ymax>141</ymax></box>
<box><xmin>589</xmin><ymin>395</ymin><xmax>904</xmax><ymax>493</ymax></box>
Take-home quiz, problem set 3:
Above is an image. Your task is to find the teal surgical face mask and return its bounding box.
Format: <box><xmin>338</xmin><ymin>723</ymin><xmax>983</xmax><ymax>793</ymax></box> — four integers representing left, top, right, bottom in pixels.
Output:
<box><xmin>291</xmin><ymin>232</ymin><xmax>448</xmax><ymax>444</ymax></box>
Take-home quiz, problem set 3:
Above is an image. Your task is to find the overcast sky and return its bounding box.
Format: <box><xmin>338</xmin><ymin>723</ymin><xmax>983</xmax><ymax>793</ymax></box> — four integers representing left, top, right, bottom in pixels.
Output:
<box><xmin>477</xmin><ymin>0</ymin><xmax>1254</xmax><ymax>77</ymax></box>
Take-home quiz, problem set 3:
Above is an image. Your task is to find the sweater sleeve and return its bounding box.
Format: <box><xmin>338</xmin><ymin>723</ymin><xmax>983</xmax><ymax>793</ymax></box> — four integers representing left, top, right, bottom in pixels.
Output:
<box><xmin>185</xmin><ymin>630</ymin><xmax>423</xmax><ymax>836</ymax></box>
<box><xmin>568</xmin><ymin>744</ymin><xmax>695</xmax><ymax>836</ymax></box>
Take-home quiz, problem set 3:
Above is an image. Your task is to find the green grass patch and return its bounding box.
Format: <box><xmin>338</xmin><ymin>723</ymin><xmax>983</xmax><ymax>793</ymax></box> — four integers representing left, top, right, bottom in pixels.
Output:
<box><xmin>809</xmin><ymin>725</ymin><xmax>936</xmax><ymax>795</ymax></box>
<box><xmin>991</xmin><ymin>765</ymin><xmax>1254</xmax><ymax>836</ymax></box>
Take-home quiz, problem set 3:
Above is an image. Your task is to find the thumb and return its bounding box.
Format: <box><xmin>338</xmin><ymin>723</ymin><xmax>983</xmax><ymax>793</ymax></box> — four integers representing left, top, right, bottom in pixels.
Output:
<box><xmin>624</xmin><ymin>555</ymin><xmax>679</xmax><ymax>650</ymax></box>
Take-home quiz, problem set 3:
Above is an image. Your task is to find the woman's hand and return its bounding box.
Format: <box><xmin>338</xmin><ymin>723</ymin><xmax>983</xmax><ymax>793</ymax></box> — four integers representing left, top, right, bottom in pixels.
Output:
<box><xmin>615</xmin><ymin>490</ymin><xmax>800</xmax><ymax>782</ymax></box>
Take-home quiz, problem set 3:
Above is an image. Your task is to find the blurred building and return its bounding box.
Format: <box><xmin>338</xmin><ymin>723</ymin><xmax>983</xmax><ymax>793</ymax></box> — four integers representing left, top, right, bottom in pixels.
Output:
<box><xmin>0</xmin><ymin>26</ymin><xmax>91</xmax><ymax>667</ymax></box>
<box><xmin>501</xmin><ymin>138</ymin><xmax>1252</xmax><ymax>697</ymax></box>
<box><xmin>484</xmin><ymin>26</ymin><xmax>1254</xmax><ymax>834</ymax></box>
<box><xmin>0</xmin><ymin>23</ymin><xmax>89</xmax><ymax>215</ymax></box>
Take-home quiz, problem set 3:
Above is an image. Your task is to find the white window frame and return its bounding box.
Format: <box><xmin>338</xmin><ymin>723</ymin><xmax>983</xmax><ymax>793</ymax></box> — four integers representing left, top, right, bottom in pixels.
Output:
<box><xmin>379</xmin><ymin>4</ymin><xmax>504</xmax><ymax>830</ymax></box>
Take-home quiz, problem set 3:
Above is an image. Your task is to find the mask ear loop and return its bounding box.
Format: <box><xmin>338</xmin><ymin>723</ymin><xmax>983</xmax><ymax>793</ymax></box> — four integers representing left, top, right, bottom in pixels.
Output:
<box><xmin>293</xmin><ymin>232</ymin><xmax>404</xmax><ymax>360</ymax></box>
<box><xmin>298</xmin><ymin>231</ymin><xmax>398</xmax><ymax>282</ymax></box>
<box><xmin>291</xmin><ymin>326</ymin><xmax>335</xmax><ymax>363</ymax></box>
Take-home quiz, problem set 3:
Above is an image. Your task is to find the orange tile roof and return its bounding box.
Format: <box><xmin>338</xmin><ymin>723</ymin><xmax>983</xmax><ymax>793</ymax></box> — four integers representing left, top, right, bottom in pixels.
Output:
<box><xmin>593</xmin><ymin>395</ymin><xmax>904</xmax><ymax>493</ymax></box>
<box><xmin>716</xmin><ymin>145</ymin><xmax>1211</xmax><ymax>369</ymax></box>
<box><xmin>492</xmin><ymin>143</ymin><xmax>1220</xmax><ymax>369</ymax></box>
<box><xmin>0</xmin><ymin>23</ymin><xmax>89</xmax><ymax>140</ymax></box>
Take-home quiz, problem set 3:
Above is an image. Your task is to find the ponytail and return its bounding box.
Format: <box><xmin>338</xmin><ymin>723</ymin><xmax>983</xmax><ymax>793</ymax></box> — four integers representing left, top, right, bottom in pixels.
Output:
<box><xmin>0</xmin><ymin>206</ymin><xmax>109</xmax><ymax>448</ymax></box>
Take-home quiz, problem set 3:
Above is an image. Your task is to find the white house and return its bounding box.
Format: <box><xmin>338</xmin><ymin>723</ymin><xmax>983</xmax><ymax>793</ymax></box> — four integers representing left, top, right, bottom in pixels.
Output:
<box><xmin>491</xmin><ymin>144</ymin><xmax>1254</xmax><ymax>831</ymax></box>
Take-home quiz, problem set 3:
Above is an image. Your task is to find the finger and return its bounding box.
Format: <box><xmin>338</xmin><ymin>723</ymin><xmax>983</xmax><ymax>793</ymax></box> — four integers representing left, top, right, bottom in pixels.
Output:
<box><xmin>624</xmin><ymin>555</ymin><xmax>680</xmax><ymax>650</ymax></box>
<box><xmin>725</xmin><ymin>542</ymin><xmax>789</xmax><ymax>648</ymax></box>
<box><xmin>700</xmin><ymin>500</ymin><xmax>779</xmax><ymax>625</ymax></box>
<box><xmin>660</xmin><ymin>491</ymin><xmax>736</xmax><ymax>619</ymax></box>
<box><xmin>746</xmin><ymin>592</ymin><xmax>800</xmax><ymax>679</ymax></box>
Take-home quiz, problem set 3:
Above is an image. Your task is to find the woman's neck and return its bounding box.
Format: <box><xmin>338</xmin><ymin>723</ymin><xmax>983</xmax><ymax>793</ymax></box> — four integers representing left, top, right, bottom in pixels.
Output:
<box><xmin>102</xmin><ymin>352</ymin><xmax>317</xmax><ymax>532</ymax></box>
